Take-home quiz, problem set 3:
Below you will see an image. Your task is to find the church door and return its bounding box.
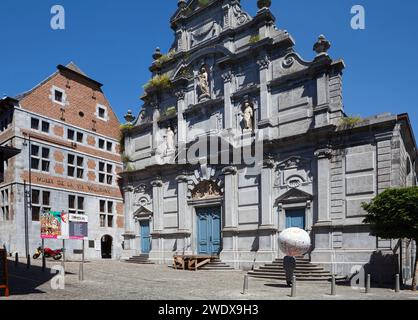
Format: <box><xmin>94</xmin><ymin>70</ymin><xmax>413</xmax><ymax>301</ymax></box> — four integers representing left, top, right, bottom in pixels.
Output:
<box><xmin>285</xmin><ymin>209</ymin><xmax>306</xmax><ymax>229</ymax></box>
<box><xmin>197</xmin><ymin>207</ymin><xmax>221</xmax><ymax>256</ymax></box>
<box><xmin>140</xmin><ymin>221</ymin><xmax>151</xmax><ymax>254</ymax></box>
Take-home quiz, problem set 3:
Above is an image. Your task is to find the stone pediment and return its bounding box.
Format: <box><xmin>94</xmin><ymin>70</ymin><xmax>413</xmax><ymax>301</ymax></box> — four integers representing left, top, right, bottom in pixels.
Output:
<box><xmin>133</xmin><ymin>206</ymin><xmax>152</xmax><ymax>219</ymax></box>
<box><xmin>276</xmin><ymin>188</ymin><xmax>312</xmax><ymax>204</ymax></box>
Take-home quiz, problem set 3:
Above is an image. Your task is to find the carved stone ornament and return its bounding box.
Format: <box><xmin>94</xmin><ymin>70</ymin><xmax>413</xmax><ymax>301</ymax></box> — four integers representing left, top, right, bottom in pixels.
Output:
<box><xmin>151</xmin><ymin>179</ymin><xmax>163</xmax><ymax>188</ymax></box>
<box><xmin>134</xmin><ymin>184</ymin><xmax>148</xmax><ymax>194</ymax></box>
<box><xmin>222</xmin><ymin>166</ymin><xmax>238</xmax><ymax>175</ymax></box>
<box><xmin>314</xmin><ymin>148</ymin><xmax>333</xmax><ymax>159</ymax></box>
<box><xmin>282</xmin><ymin>56</ymin><xmax>295</xmax><ymax>69</ymax></box>
<box><xmin>221</xmin><ymin>70</ymin><xmax>233</xmax><ymax>83</ymax></box>
<box><xmin>232</xmin><ymin>3</ymin><xmax>251</xmax><ymax>26</ymax></box>
<box><xmin>257</xmin><ymin>56</ymin><xmax>270</xmax><ymax>70</ymax></box>
<box><xmin>191</xmin><ymin>180</ymin><xmax>222</xmax><ymax>200</ymax></box>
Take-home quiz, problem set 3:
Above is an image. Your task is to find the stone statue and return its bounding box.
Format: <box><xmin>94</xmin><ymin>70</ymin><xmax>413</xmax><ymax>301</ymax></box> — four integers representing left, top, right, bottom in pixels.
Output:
<box><xmin>166</xmin><ymin>127</ymin><xmax>175</xmax><ymax>152</ymax></box>
<box><xmin>197</xmin><ymin>66</ymin><xmax>210</xmax><ymax>100</ymax></box>
<box><xmin>242</xmin><ymin>102</ymin><xmax>254</xmax><ymax>131</ymax></box>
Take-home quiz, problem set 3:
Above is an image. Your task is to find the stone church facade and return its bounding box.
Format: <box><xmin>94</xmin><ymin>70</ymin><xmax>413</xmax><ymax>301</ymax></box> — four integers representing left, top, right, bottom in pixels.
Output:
<box><xmin>121</xmin><ymin>0</ymin><xmax>417</xmax><ymax>279</ymax></box>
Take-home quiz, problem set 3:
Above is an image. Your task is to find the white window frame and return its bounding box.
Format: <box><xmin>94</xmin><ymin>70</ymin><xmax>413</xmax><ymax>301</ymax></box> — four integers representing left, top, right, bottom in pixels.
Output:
<box><xmin>96</xmin><ymin>104</ymin><xmax>109</xmax><ymax>122</ymax></box>
<box><xmin>50</xmin><ymin>86</ymin><xmax>67</xmax><ymax>107</ymax></box>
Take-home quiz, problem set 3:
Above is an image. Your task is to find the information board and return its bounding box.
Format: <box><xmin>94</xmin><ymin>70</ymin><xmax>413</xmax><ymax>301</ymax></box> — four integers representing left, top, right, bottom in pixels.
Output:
<box><xmin>69</xmin><ymin>214</ymin><xmax>88</xmax><ymax>240</ymax></box>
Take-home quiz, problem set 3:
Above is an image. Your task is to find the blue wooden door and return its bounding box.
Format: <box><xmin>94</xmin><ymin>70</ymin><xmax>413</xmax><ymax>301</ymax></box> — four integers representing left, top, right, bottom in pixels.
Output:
<box><xmin>197</xmin><ymin>207</ymin><xmax>221</xmax><ymax>255</ymax></box>
<box><xmin>140</xmin><ymin>221</ymin><xmax>151</xmax><ymax>254</ymax></box>
<box><xmin>286</xmin><ymin>209</ymin><xmax>306</xmax><ymax>229</ymax></box>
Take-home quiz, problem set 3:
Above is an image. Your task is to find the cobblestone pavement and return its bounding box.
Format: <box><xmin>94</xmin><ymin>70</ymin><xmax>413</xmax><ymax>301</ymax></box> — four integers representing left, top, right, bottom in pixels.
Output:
<box><xmin>1</xmin><ymin>259</ymin><xmax>417</xmax><ymax>300</ymax></box>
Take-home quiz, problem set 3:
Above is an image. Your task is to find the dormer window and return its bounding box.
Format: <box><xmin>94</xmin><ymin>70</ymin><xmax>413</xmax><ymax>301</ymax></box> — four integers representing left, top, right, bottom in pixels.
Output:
<box><xmin>96</xmin><ymin>104</ymin><xmax>108</xmax><ymax>121</ymax></box>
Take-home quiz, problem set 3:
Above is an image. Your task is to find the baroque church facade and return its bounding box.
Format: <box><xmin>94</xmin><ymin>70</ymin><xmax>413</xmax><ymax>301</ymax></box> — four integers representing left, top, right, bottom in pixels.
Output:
<box><xmin>121</xmin><ymin>0</ymin><xmax>417</xmax><ymax>279</ymax></box>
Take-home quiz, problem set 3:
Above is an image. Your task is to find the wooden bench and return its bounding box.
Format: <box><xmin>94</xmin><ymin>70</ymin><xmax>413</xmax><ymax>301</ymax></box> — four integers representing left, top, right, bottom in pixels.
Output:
<box><xmin>173</xmin><ymin>255</ymin><xmax>213</xmax><ymax>271</ymax></box>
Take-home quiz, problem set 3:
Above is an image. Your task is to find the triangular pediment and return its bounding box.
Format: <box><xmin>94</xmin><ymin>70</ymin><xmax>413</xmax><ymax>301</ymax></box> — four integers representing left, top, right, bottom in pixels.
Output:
<box><xmin>133</xmin><ymin>206</ymin><xmax>152</xmax><ymax>218</ymax></box>
<box><xmin>276</xmin><ymin>188</ymin><xmax>312</xmax><ymax>204</ymax></box>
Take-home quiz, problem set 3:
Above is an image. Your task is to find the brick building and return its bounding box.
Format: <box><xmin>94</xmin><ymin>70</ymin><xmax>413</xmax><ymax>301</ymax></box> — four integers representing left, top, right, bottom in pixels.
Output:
<box><xmin>0</xmin><ymin>63</ymin><xmax>124</xmax><ymax>260</ymax></box>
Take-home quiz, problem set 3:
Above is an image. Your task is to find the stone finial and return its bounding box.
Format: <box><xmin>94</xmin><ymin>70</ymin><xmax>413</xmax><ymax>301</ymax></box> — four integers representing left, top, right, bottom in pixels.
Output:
<box><xmin>152</xmin><ymin>47</ymin><xmax>163</xmax><ymax>61</ymax></box>
<box><xmin>124</xmin><ymin>109</ymin><xmax>135</xmax><ymax>124</ymax></box>
<box><xmin>313</xmin><ymin>35</ymin><xmax>331</xmax><ymax>55</ymax></box>
<box><xmin>178</xmin><ymin>0</ymin><xmax>187</xmax><ymax>9</ymax></box>
<box><xmin>257</xmin><ymin>0</ymin><xmax>272</xmax><ymax>10</ymax></box>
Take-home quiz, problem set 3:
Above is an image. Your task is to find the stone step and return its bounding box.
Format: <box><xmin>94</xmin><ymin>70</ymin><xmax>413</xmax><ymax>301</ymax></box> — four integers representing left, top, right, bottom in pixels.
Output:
<box><xmin>248</xmin><ymin>274</ymin><xmax>336</xmax><ymax>282</ymax></box>
<box><xmin>256</xmin><ymin>268</ymin><xmax>331</xmax><ymax>274</ymax></box>
<box><xmin>249</xmin><ymin>271</ymin><xmax>333</xmax><ymax>277</ymax></box>
<box><xmin>260</xmin><ymin>265</ymin><xmax>323</xmax><ymax>270</ymax></box>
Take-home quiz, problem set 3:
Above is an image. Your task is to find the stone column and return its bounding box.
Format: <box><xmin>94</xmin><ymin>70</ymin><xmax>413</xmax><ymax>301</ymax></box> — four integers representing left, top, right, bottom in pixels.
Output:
<box><xmin>220</xmin><ymin>166</ymin><xmax>239</xmax><ymax>268</ymax></box>
<box><xmin>152</xmin><ymin>107</ymin><xmax>160</xmax><ymax>151</ymax></box>
<box><xmin>260</xmin><ymin>159</ymin><xmax>275</xmax><ymax>227</ymax></box>
<box><xmin>314</xmin><ymin>148</ymin><xmax>332</xmax><ymax>223</ymax></box>
<box><xmin>222</xmin><ymin>166</ymin><xmax>238</xmax><ymax>229</ymax></box>
<box><xmin>257</xmin><ymin>55</ymin><xmax>271</xmax><ymax>126</ymax></box>
<box><xmin>176</xmin><ymin>174</ymin><xmax>189</xmax><ymax>232</ymax></box>
<box><xmin>175</xmin><ymin>89</ymin><xmax>187</xmax><ymax>163</ymax></box>
<box><xmin>222</xmin><ymin>69</ymin><xmax>233</xmax><ymax>130</ymax></box>
<box><xmin>123</xmin><ymin>186</ymin><xmax>134</xmax><ymax>233</ymax></box>
<box><xmin>151</xmin><ymin>178</ymin><xmax>164</xmax><ymax>231</ymax></box>
<box><xmin>258</xmin><ymin>158</ymin><xmax>277</xmax><ymax>264</ymax></box>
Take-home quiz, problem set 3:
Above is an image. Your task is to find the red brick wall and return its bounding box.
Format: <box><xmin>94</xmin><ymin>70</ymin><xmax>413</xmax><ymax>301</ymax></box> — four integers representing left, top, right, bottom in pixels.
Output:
<box><xmin>19</xmin><ymin>70</ymin><xmax>121</xmax><ymax>140</ymax></box>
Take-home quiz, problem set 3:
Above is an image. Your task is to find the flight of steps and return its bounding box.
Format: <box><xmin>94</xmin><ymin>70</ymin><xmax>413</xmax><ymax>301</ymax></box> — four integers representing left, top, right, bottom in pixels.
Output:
<box><xmin>124</xmin><ymin>254</ymin><xmax>154</xmax><ymax>265</ymax></box>
<box><xmin>248</xmin><ymin>257</ymin><xmax>346</xmax><ymax>282</ymax></box>
<box><xmin>199</xmin><ymin>258</ymin><xmax>234</xmax><ymax>271</ymax></box>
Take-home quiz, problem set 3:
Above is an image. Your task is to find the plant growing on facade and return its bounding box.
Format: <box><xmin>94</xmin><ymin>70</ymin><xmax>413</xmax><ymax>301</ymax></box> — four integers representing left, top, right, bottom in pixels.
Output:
<box><xmin>119</xmin><ymin>123</ymin><xmax>134</xmax><ymax>154</ymax></box>
<box><xmin>362</xmin><ymin>187</ymin><xmax>418</xmax><ymax>291</ymax></box>
<box><xmin>249</xmin><ymin>34</ymin><xmax>261</xmax><ymax>45</ymax></box>
<box><xmin>198</xmin><ymin>0</ymin><xmax>210</xmax><ymax>8</ymax></box>
<box><xmin>143</xmin><ymin>74</ymin><xmax>172</xmax><ymax>93</ymax></box>
<box><xmin>165</xmin><ymin>106</ymin><xmax>177</xmax><ymax>117</ymax></box>
<box><xmin>338</xmin><ymin>116</ymin><xmax>363</xmax><ymax>129</ymax></box>
<box><xmin>155</xmin><ymin>49</ymin><xmax>176</xmax><ymax>68</ymax></box>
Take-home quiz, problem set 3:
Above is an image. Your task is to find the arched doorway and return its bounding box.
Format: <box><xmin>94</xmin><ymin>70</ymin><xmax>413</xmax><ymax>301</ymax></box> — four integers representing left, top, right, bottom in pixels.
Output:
<box><xmin>101</xmin><ymin>235</ymin><xmax>113</xmax><ymax>259</ymax></box>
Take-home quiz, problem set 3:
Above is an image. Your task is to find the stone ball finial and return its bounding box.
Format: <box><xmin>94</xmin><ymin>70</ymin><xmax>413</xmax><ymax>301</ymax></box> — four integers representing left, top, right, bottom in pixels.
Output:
<box><xmin>313</xmin><ymin>35</ymin><xmax>331</xmax><ymax>55</ymax></box>
<box><xmin>124</xmin><ymin>109</ymin><xmax>135</xmax><ymax>124</ymax></box>
<box><xmin>152</xmin><ymin>47</ymin><xmax>163</xmax><ymax>61</ymax></box>
<box><xmin>257</xmin><ymin>0</ymin><xmax>272</xmax><ymax>10</ymax></box>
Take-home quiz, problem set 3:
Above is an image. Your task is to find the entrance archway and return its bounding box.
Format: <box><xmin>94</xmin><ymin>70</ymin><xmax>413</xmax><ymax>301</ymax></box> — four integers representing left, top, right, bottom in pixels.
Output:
<box><xmin>101</xmin><ymin>235</ymin><xmax>113</xmax><ymax>259</ymax></box>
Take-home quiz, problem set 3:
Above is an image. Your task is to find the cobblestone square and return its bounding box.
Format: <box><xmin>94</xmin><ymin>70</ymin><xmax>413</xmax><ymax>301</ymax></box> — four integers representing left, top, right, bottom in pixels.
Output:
<box><xmin>1</xmin><ymin>259</ymin><xmax>417</xmax><ymax>300</ymax></box>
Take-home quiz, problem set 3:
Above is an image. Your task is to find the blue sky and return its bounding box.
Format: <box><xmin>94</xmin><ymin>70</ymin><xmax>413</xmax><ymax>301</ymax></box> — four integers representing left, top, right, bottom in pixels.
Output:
<box><xmin>0</xmin><ymin>0</ymin><xmax>417</xmax><ymax>135</ymax></box>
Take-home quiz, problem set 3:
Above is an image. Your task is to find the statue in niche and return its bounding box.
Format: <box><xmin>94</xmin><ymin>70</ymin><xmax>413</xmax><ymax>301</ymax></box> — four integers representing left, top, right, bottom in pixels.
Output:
<box><xmin>197</xmin><ymin>66</ymin><xmax>210</xmax><ymax>101</ymax></box>
<box><xmin>242</xmin><ymin>101</ymin><xmax>254</xmax><ymax>131</ymax></box>
<box><xmin>165</xmin><ymin>127</ymin><xmax>175</xmax><ymax>152</ymax></box>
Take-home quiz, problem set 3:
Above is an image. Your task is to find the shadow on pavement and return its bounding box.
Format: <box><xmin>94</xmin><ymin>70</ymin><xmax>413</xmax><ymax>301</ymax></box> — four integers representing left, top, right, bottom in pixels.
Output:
<box><xmin>6</xmin><ymin>259</ymin><xmax>75</xmax><ymax>297</ymax></box>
